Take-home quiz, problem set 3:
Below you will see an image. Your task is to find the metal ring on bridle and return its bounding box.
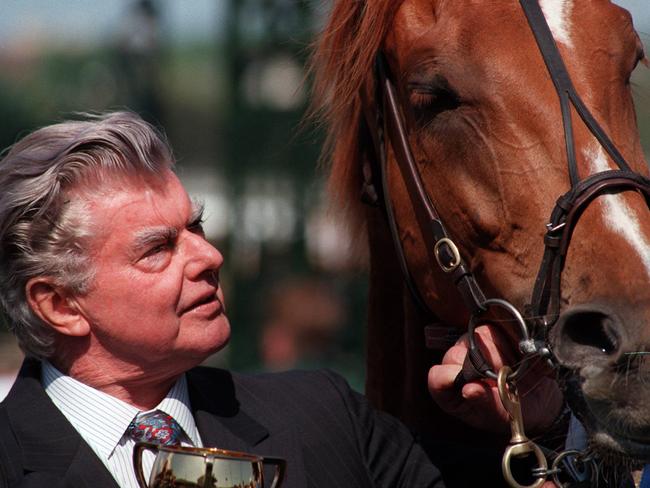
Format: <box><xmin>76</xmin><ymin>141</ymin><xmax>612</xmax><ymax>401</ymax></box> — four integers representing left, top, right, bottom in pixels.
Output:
<box><xmin>550</xmin><ymin>450</ymin><xmax>597</xmax><ymax>488</ymax></box>
<box><xmin>468</xmin><ymin>298</ymin><xmax>531</xmax><ymax>381</ymax></box>
<box><xmin>434</xmin><ymin>238</ymin><xmax>461</xmax><ymax>273</ymax></box>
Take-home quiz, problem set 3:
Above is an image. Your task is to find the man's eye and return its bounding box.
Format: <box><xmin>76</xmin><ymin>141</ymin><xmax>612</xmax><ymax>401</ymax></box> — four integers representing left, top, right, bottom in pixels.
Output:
<box><xmin>142</xmin><ymin>242</ymin><xmax>172</xmax><ymax>259</ymax></box>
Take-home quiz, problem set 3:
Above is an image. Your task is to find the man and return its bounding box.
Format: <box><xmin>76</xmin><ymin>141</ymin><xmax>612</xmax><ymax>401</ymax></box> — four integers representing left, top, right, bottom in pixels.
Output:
<box><xmin>0</xmin><ymin>112</ymin><xmax>445</xmax><ymax>488</ymax></box>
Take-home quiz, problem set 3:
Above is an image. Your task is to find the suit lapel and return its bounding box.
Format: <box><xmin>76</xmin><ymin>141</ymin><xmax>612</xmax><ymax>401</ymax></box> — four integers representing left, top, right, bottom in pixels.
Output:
<box><xmin>254</xmin><ymin>427</ymin><xmax>308</xmax><ymax>488</ymax></box>
<box><xmin>187</xmin><ymin>367</ymin><xmax>269</xmax><ymax>450</ymax></box>
<box><xmin>187</xmin><ymin>367</ymin><xmax>307</xmax><ymax>488</ymax></box>
<box><xmin>5</xmin><ymin>358</ymin><xmax>119</xmax><ymax>488</ymax></box>
<box><xmin>62</xmin><ymin>445</ymin><xmax>120</xmax><ymax>488</ymax></box>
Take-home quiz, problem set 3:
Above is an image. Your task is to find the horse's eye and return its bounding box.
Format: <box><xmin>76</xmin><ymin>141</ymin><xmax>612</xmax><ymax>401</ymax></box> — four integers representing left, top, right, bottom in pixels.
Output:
<box><xmin>408</xmin><ymin>76</ymin><xmax>461</xmax><ymax>124</ymax></box>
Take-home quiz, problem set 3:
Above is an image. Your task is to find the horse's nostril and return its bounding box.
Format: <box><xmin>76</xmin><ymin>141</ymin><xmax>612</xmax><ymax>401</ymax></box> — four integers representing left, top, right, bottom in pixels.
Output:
<box><xmin>564</xmin><ymin>312</ymin><xmax>618</xmax><ymax>353</ymax></box>
<box><xmin>553</xmin><ymin>310</ymin><xmax>621</xmax><ymax>366</ymax></box>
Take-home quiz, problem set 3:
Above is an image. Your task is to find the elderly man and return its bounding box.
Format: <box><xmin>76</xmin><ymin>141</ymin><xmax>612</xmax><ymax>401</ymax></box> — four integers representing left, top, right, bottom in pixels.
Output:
<box><xmin>0</xmin><ymin>112</ymin><xmax>445</xmax><ymax>488</ymax></box>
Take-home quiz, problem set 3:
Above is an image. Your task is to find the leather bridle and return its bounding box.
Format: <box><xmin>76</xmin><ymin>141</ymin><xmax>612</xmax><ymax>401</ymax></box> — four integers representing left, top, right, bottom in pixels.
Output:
<box><xmin>361</xmin><ymin>0</ymin><xmax>650</xmax><ymax>379</ymax></box>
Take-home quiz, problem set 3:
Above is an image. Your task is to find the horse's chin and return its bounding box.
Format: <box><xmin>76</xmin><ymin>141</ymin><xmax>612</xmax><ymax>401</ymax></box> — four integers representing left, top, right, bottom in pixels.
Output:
<box><xmin>561</xmin><ymin>370</ymin><xmax>650</xmax><ymax>465</ymax></box>
<box><xmin>586</xmin><ymin>402</ymin><xmax>650</xmax><ymax>461</ymax></box>
<box><xmin>589</xmin><ymin>430</ymin><xmax>650</xmax><ymax>465</ymax></box>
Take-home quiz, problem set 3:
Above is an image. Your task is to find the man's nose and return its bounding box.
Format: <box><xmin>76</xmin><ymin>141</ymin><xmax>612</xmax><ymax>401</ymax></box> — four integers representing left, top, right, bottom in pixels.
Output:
<box><xmin>182</xmin><ymin>231</ymin><xmax>224</xmax><ymax>279</ymax></box>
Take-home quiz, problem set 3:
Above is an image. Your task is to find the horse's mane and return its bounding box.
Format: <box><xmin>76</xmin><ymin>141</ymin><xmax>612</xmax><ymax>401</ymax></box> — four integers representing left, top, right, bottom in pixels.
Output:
<box><xmin>309</xmin><ymin>0</ymin><xmax>402</xmax><ymax>228</ymax></box>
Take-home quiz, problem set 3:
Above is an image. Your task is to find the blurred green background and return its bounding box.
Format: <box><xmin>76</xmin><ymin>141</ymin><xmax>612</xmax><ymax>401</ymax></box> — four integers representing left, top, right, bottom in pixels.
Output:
<box><xmin>0</xmin><ymin>0</ymin><xmax>368</xmax><ymax>393</ymax></box>
<box><xmin>0</xmin><ymin>0</ymin><xmax>648</xmax><ymax>397</ymax></box>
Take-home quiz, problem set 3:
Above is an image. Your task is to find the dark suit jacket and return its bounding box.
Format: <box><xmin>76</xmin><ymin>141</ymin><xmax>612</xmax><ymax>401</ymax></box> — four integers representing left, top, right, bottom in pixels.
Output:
<box><xmin>0</xmin><ymin>358</ymin><xmax>444</xmax><ymax>487</ymax></box>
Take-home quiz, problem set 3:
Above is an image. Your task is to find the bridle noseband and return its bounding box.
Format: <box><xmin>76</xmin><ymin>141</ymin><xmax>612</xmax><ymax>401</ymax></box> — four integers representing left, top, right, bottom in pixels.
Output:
<box><xmin>361</xmin><ymin>0</ymin><xmax>650</xmax><ymax>375</ymax></box>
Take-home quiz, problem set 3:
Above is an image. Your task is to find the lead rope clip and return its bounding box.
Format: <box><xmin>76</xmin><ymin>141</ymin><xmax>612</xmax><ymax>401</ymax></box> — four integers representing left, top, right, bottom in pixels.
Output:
<box><xmin>498</xmin><ymin>366</ymin><xmax>548</xmax><ymax>488</ymax></box>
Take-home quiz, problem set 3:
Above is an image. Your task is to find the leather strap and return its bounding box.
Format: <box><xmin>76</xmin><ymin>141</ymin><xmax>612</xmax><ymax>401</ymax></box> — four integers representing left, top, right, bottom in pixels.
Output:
<box><xmin>376</xmin><ymin>53</ymin><xmax>487</xmax><ymax>318</ymax></box>
<box><xmin>530</xmin><ymin>171</ymin><xmax>650</xmax><ymax>325</ymax></box>
<box><xmin>519</xmin><ymin>0</ymin><xmax>632</xmax><ymax>186</ymax></box>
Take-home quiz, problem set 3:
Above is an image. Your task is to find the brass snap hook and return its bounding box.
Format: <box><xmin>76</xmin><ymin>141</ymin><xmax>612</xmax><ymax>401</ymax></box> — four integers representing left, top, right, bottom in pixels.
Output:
<box><xmin>502</xmin><ymin>443</ymin><xmax>548</xmax><ymax>488</ymax></box>
<box><xmin>498</xmin><ymin>366</ymin><xmax>548</xmax><ymax>488</ymax></box>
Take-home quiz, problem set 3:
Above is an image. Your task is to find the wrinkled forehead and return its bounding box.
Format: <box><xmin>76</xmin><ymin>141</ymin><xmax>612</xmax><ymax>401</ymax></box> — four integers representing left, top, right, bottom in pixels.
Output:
<box><xmin>72</xmin><ymin>169</ymin><xmax>193</xmax><ymax>248</ymax></box>
<box><xmin>65</xmin><ymin>168</ymin><xmax>189</xmax><ymax>233</ymax></box>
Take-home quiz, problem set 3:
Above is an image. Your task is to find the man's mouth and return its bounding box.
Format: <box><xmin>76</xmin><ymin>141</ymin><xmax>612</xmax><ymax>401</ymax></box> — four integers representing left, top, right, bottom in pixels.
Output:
<box><xmin>181</xmin><ymin>291</ymin><xmax>223</xmax><ymax>315</ymax></box>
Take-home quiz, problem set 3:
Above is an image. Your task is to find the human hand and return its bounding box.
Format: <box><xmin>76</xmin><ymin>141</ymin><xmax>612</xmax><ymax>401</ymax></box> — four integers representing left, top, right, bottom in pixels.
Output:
<box><xmin>428</xmin><ymin>324</ymin><xmax>564</xmax><ymax>435</ymax></box>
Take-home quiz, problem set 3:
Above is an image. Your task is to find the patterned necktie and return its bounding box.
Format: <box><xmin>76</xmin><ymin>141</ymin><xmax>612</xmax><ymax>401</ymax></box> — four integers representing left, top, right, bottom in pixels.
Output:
<box><xmin>126</xmin><ymin>410</ymin><xmax>184</xmax><ymax>446</ymax></box>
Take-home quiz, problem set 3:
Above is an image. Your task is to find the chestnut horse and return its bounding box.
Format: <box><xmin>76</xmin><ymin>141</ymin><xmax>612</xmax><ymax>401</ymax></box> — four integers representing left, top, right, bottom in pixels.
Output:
<box><xmin>312</xmin><ymin>0</ymin><xmax>649</xmax><ymax>486</ymax></box>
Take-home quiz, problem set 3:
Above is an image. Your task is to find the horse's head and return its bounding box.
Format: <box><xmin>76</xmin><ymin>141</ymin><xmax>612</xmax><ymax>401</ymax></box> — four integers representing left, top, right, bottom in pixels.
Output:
<box><xmin>312</xmin><ymin>0</ymin><xmax>650</xmax><ymax>461</ymax></box>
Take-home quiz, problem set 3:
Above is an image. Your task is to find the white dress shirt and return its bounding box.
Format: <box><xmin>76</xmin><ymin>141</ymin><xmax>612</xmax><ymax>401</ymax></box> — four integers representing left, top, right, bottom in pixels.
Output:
<box><xmin>42</xmin><ymin>361</ymin><xmax>203</xmax><ymax>488</ymax></box>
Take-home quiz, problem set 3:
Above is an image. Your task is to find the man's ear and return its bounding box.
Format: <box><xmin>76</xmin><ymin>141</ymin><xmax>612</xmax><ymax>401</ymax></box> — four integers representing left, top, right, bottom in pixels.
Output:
<box><xmin>25</xmin><ymin>278</ymin><xmax>90</xmax><ymax>337</ymax></box>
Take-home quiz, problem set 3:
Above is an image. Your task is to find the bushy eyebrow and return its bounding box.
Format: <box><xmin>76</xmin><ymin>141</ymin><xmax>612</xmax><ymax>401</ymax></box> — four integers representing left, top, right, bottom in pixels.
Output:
<box><xmin>131</xmin><ymin>200</ymin><xmax>205</xmax><ymax>252</ymax></box>
<box><xmin>132</xmin><ymin>226</ymin><xmax>178</xmax><ymax>252</ymax></box>
<box><xmin>188</xmin><ymin>199</ymin><xmax>205</xmax><ymax>227</ymax></box>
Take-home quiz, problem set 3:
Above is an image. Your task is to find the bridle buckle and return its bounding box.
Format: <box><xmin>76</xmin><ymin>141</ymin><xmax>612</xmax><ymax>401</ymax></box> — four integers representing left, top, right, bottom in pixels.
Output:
<box><xmin>434</xmin><ymin>237</ymin><xmax>461</xmax><ymax>273</ymax></box>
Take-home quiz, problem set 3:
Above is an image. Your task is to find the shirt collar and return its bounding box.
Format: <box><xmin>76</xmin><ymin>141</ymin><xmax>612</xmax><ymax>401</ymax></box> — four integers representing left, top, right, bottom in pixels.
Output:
<box><xmin>42</xmin><ymin>361</ymin><xmax>200</xmax><ymax>460</ymax></box>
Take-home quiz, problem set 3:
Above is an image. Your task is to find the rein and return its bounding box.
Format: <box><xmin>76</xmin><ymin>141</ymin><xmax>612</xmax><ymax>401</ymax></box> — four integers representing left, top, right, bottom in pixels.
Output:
<box><xmin>360</xmin><ymin>0</ymin><xmax>650</xmax><ymax>486</ymax></box>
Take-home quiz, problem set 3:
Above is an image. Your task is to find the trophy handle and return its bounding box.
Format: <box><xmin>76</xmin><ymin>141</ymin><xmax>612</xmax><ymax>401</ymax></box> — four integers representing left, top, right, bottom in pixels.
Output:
<box><xmin>263</xmin><ymin>456</ymin><xmax>287</xmax><ymax>488</ymax></box>
<box><xmin>133</xmin><ymin>442</ymin><xmax>160</xmax><ymax>488</ymax></box>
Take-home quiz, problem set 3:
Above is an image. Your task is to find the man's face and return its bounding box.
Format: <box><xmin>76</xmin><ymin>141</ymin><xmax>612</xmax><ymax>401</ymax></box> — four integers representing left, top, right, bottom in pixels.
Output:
<box><xmin>72</xmin><ymin>170</ymin><xmax>230</xmax><ymax>371</ymax></box>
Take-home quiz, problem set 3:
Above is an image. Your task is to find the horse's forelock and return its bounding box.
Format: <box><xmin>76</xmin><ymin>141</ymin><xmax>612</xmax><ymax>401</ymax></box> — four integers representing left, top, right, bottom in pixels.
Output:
<box><xmin>310</xmin><ymin>0</ymin><xmax>403</xmax><ymax>229</ymax></box>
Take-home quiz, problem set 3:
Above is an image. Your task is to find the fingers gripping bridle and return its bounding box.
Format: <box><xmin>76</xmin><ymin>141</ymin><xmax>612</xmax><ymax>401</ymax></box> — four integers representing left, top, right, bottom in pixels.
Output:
<box><xmin>361</xmin><ymin>0</ymin><xmax>650</xmax><ymax>374</ymax></box>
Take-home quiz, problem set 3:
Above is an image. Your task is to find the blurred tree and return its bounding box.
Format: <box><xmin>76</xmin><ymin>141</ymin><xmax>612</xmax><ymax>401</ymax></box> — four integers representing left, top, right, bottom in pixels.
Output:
<box><xmin>222</xmin><ymin>0</ymin><xmax>320</xmax><ymax>180</ymax></box>
<box><xmin>114</xmin><ymin>0</ymin><xmax>163</xmax><ymax>123</ymax></box>
<box><xmin>216</xmin><ymin>1</ymin><xmax>366</xmax><ymax>382</ymax></box>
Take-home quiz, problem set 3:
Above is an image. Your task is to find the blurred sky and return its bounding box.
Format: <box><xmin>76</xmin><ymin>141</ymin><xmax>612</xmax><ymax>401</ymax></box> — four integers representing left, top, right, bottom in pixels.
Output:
<box><xmin>0</xmin><ymin>1</ymin><xmax>648</xmax><ymax>47</ymax></box>
<box><xmin>617</xmin><ymin>0</ymin><xmax>650</xmax><ymax>37</ymax></box>
<box><xmin>0</xmin><ymin>0</ymin><xmax>227</xmax><ymax>46</ymax></box>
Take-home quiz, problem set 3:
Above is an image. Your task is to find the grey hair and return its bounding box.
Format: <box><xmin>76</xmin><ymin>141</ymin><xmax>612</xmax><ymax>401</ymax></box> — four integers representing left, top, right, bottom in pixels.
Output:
<box><xmin>0</xmin><ymin>111</ymin><xmax>174</xmax><ymax>358</ymax></box>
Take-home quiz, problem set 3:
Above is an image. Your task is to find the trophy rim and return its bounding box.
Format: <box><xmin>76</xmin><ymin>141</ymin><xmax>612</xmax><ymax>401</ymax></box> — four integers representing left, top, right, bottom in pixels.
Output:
<box><xmin>134</xmin><ymin>442</ymin><xmax>264</xmax><ymax>462</ymax></box>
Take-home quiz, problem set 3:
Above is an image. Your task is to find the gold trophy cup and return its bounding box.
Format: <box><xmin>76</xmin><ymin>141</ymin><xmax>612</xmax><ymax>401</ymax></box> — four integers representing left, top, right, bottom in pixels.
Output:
<box><xmin>133</xmin><ymin>443</ymin><xmax>286</xmax><ymax>488</ymax></box>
